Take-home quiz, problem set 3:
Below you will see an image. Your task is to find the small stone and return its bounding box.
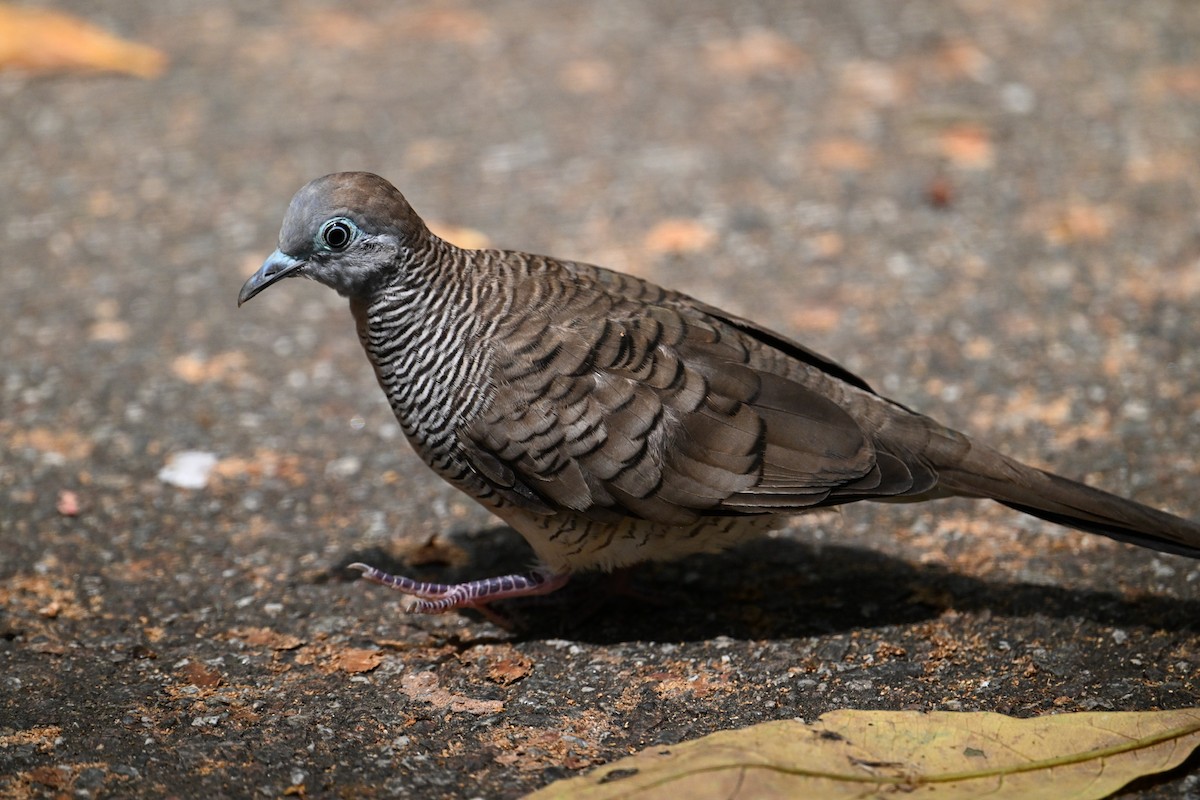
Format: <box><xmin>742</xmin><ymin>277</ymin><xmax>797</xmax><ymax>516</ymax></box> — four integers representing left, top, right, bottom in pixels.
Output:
<box><xmin>158</xmin><ymin>451</ymin><xmax>218</xmax><ymax>489</ymax></box>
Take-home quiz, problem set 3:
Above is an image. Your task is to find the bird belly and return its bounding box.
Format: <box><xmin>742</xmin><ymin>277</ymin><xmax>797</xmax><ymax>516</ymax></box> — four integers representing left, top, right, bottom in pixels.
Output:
<box><xmin>495</xmin><ymin>508</ymin><xmax>788</xmax><ymax>574</ymax></box>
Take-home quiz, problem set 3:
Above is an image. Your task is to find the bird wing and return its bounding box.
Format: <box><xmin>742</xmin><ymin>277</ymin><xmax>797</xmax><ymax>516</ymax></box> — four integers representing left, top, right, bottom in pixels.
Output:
<box><xmin>459</xmin><ymin>267</ymin><xmax>925</xmax><ymax>524</ymax></box>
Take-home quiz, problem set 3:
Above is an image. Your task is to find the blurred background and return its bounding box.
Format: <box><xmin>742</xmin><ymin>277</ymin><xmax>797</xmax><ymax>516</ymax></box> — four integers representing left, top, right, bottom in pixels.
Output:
<box><xmin>2</xmin><ymin>2</ymin><xmax>1199</xmax><ymax>797</ymax></box>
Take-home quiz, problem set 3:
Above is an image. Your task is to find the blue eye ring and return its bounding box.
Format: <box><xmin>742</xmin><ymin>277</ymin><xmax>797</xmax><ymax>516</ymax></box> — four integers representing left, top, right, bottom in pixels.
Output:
<box><xmin>319</xmin><ymin>218</ymin><xmax>356</xmax><ymax>250</ymax></box>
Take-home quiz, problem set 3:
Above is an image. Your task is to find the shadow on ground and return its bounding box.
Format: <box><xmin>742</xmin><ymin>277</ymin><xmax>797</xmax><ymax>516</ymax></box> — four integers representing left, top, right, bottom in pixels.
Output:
<box><xmin>335</xmin><ymin>526</ymin><xmax>1200</xmax><ymax>643</ymax></box>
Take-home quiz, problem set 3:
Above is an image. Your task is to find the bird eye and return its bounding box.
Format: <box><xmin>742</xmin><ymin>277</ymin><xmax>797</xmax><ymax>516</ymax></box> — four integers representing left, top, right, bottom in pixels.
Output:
<box><xmin>319</xmin><ymin>218</ymin><xmax>356</xmax><ymax>250</ymax></box>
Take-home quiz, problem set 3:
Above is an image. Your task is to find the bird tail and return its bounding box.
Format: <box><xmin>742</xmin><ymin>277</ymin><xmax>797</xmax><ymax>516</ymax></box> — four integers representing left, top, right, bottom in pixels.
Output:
<box><xmin>931</xmin><ymin>433</ymin><xmax>1200</xmax><ymax>558</ymax></box>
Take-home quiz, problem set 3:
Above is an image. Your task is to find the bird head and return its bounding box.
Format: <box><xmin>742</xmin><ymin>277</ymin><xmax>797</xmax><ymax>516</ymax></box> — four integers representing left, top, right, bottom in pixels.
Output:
<box><xmin>238</xmin><ymin>172</ymin><xmax>429</xmax><ymax>305</ymax></box>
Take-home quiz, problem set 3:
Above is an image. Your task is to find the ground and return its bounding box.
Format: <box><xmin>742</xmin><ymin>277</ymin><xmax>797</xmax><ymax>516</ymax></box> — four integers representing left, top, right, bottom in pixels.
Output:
<box><xmin>2</xmin><ymin>1</ymin><xmax>1199</xmax><ymax>798</ymax></box>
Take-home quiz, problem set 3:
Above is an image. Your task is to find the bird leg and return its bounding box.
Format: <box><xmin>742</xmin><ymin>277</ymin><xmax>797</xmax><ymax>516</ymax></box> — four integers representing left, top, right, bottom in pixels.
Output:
<box><xmin>348</xmin><ymin>563</ymin><xmax>570</xmax><ymax>621</ymax></box>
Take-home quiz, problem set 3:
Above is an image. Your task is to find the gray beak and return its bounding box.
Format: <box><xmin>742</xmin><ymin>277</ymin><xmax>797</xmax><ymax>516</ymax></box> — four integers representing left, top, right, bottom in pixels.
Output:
<box><xmin>237</xmin><ymin>249</ymin><xmax>305</xmax><ymax>306</ymax></box>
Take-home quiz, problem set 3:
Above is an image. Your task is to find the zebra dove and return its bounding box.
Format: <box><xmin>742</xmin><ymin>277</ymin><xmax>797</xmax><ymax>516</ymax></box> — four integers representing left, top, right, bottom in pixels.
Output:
<box><xmin>238</xmin><ymin>172</ymin><xmax>1200</xmax><ymax>617</ymax></box>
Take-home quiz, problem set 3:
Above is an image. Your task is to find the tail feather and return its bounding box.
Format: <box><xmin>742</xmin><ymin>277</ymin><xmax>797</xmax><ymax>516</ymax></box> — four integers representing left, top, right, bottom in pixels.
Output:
<box><xmin>935</xmin><ymin>440</ymin><xmax>1200</xmax><ymax>558</ymax></box>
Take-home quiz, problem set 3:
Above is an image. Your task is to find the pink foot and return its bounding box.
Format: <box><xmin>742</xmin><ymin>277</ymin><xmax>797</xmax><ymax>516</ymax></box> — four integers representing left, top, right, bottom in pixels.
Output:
<box><xmin>349</xmin><ymin>563</ymin><xmax>570</xmax><ymax>624</ymax></box>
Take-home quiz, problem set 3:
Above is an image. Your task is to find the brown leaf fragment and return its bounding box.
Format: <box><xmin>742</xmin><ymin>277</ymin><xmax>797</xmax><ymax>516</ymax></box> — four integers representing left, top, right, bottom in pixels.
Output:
<box><xmin>812</xmin><ymin>138</ymin><xmax>876</xmax><ymax>171</ymax></box>
<box><xmin>937</xmin><ymin>123</ymin><xmax>994</xmax><ymax>169</ymax></box>
<box><xmin>27</xmin><ymin>766</ymin><xmax>68</xmax><ymax>789</ymax></box>
<box><xmin>487</xmin><ymin>653</ymin><xmax>534</xmax><ymax>686</ymax></box>
<box><xmin>559</xmin><ymin>59</ymin><xmax>616</xmax><ymax>94</ymax></box>
<box><xmin>178</xmin><ymin>661</ymin><xmax>223</xmax><ymax>688</ymax></box>
<box><xmin>1039</xmin><ymin>202</ymin><xmax>1115</xmax><ymax>244</ymax></box>
<box><xmin>705</xmin><ymin>29</ymin><xmax>806</xmax><ymax>76</ymax></box>
<box><xmin>401</xmin><ymin>670</ymin><xmax>504</xmax><ymax>715</ymax></box>
<box><xmin>0</xmin><ymin>726</ymin><xmax>61</xmax><ymax>754</ymax></box>
<box><xmin>230</xmin><ymin>626</ymin><xmax>305</xmax><ymax>651</ymax></box>
<box><xmin>1141</xmin><ymin>64</ymin><xmax>1200</xmax><ymax>100</ymax></box>
<box><xmin>334</xmin><ymin>647</ymin><xmax>384</xmax><ymax>674</ymax></box>
<box><xmin>10</xmin><ymin>427</ymin><xmax>94</xmax><ymax>460</ymax></box>
<box><xmin>36</xmin><ymin>600</ymin><xmax>62</xmax><ymax>619</ymax></box>
<box><xmin>88</xmin><ymin>319</ymin><xmax>130</xmax><ymax>342</ymax></box>
<box><xmin>2</xmin><ymin>574</ymin><xmax>90</xmax><ymax>621</ymax></box>
<box><xmin>643</xmin><ymin>219</ymin><xmax>717</xmax><ymax>255</ymax></box>
<box><xmin>838</xmin><ymin>61</ymin><xmax>909</xmax><ymax>107</ymax></box>
<box><xmin>211</xmin><ymin>449</ymin><xmax>308</xmax><ymax>488</ymax></box>
<box><xmin>400</xmin><ymin>8</ymin><xmax>493</xmax><ymax>46</ymax></box>
<box><xmin>788</xmin><ymin>305</ymin><xmax>841</xmax><ymax>334</ymax></box>
<box><xmin>491</xmin><ymin>724</ymin><xmax>603</xmax><ymax>773</ymax></box>
<box><xmin>171</xmin><ymin>352</ymin><xmax>249</xmax><ymax>385</ymax></box>
<box><xmin>88</xmin><ymin>297</ymin><xmax>130</xmax><ymax>342</ymax></box>
<box><xmin>427</xmin><ymin>221</ymin><xmax>491</xmax><ymax>250</ymax></box>
<box><xmin>0</xmin><ymin>5</ymin><xmax>167</xmax><ymax>77</ymax></box>
<box><xmin>931</xmin><ymin>38</ymin><xmax>993</xmax><ymax>81</ymax></box>
<box><xmin>299</xmin><ymin>10</ymin><xmax>375</xmax><ymax>48</ymax></box>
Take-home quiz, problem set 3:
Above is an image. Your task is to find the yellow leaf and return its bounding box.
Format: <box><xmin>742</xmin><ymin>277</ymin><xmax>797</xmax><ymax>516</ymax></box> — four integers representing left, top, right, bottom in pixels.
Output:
<box><xmin>528</xmin><ymin>708</ymin><xmax>1200</xmax><ymax>800</ymax></box>
<box><xmin>0</xmin><ymin>5</ymin><xmax>166</xmax><ymax>78</ymax></box>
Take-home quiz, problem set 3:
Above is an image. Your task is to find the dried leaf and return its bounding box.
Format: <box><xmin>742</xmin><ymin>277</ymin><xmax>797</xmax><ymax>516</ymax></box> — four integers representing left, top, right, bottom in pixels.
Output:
<box><xmin>643</xmin><ymin>219</ymin><xmax>717</xmax><ymax>255</ymax></box>
<box><xmin>930</xmin><ymin>39</ymin><xmax>993</xmax><ymax>81</ymax></box>
<box><xmin>1141</xmin><ymin>65</ymin><xmax>1200</xmax><ymax>100</ymax></box>
<box><xmin>178</xmin><ymin>661</ymin><xmax>223</xmax><ymax>688</ymax></box>
<box><xmin>401</xmin><ymin>670</ymin><xmax>504</xmax><ymax>715</ymax></box>
<box><xmin>1037</xmin><ymin>202</ymin><xmax>1115</xmax><ymax>244</ymax></box>
<box><xmin>427</xmin><ymin>221</ymin><xmax>491</xmax><ymax>250</ymax></box>
<box><xmin>937</xmin><ymin>123</ymin><xmax>994</xmax><ymax>169</ymax></box>
<box><xmin>171</xmin><ymin>352</ymin><xmax>249</xmax><ymax>385</ymax></box>
<box><xmin>529</xmin><ymin>708</ymin><xmax>1200</xmax><ymax>800</ymax></box>
<box><xmin>839</xmin><ymin>61</ymin><xmax>908</xmax><ymax>107</ymax></box>
<box><xmin>705</xmin><ymin>29</ymin><xmax>806</xmax><ymax>76</ymax></box>
<box><xmin>788</xmin><ymin>305</ymin><xmax>841</xmax><ymax>334</ymax></box>
<box><xmin>88</xmin><ymin>319</ymin><xmax>130</xmax><ymax>342</ymax></box>
<box><xmin>811</xmin><ymin>138</ymin><xmax>876</xmax><ymax>171</ymax></box>
<box><xmin>212</xmin><ymin>449</ymin><xmax>307</xmax><ymax>487</ymax></box>
<box><xmin>487</xmin><ymin>653</ymin><xmax>534</xmax><ymax>686</ymax></box>
<box><xmin>0</xmin><ymin>5</ymin><xmax>166</xmax><ymax>78</ymax></box>
<box><xmin>230</xmin><ymin>626</ymin><xmax>305</xmax><ymax>651</ymax></box>
<box><xmin>802</xmin><ymin>231</ymin><xmax>844</xmax><ymax>260</ymax></box>
<box><xmin>27</xmin><ymin>766</ymin><xmax>69</xmax><ymax>790</ymax></box>
<box><xmin>299</xmin><ymin>10</ymin><xmax>376</xmax><ymax>48</ymax></box>
<box><xmin>1125</xmin><ymin>149</ymin><xmax>1194</xmax><ymax>183</ymax></box>
<box><xmin>399</xmin><ymin>8</ymin><xmax>492</xmax><ymax>46</ymax></box>
<box><xmin>0</xmin><ymin>726</ymin><xmax>62</xmax><ymax>754</ymax></box>
<box><xmin>559</xmin><ymin>59</ymin><xmax>616</xmax><ymax>94</ymax></box>
<box><xmin>1</xmin><ymin>574</ymin><xmax>88</xmax><ymax>621</ymax></box>
<box><xmin>8</xmin><ymin>427</ymin><xmax>94</xmax><ymax>460</ymax></box>
<box><xmin>334</xmin><ymin>647</ymin><xmax>384</xmax><ymax>674</ymax></box>
<box><xmin>492</xmin><ymin>724</ymin><xmax>603</xmax><ymax>772</ymax></box>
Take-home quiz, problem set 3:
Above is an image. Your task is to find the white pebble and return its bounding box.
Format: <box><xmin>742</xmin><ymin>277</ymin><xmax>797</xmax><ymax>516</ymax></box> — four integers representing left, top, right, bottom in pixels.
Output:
<box><xmin>158</xmin><ymin>451</ymin><xmax>219</xmax><ymax>489</ymax></box>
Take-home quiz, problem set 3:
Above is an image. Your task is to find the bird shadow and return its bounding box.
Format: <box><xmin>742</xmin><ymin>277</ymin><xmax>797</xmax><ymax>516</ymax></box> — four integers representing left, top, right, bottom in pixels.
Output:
<box><xmin>334</xmin><ymin>525</ymin><xmax>1200</xmax><ymax>644</ymax></box>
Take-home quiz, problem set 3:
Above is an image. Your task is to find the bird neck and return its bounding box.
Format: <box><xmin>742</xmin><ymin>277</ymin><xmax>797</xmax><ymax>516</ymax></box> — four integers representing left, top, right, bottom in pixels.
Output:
<box><xmin>349</xmin><ymin>238</ymin><xmax>496</xmax><ymax>465</ymax></box>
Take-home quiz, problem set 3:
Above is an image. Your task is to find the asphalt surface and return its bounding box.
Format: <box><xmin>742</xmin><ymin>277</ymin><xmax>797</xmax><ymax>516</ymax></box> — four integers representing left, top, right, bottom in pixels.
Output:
<box><xmin>2</xmin><ymin>1</ymin><xmax>1199</xmax><ymax>797</ymax></box>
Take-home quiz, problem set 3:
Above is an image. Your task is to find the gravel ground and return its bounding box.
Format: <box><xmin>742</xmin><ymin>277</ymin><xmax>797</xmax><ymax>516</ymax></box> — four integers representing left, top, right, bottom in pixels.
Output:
<box><xmin>2</xmin><ymin>1</ymin><xmax>1199</xmax><ymax>797</ymax></box>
